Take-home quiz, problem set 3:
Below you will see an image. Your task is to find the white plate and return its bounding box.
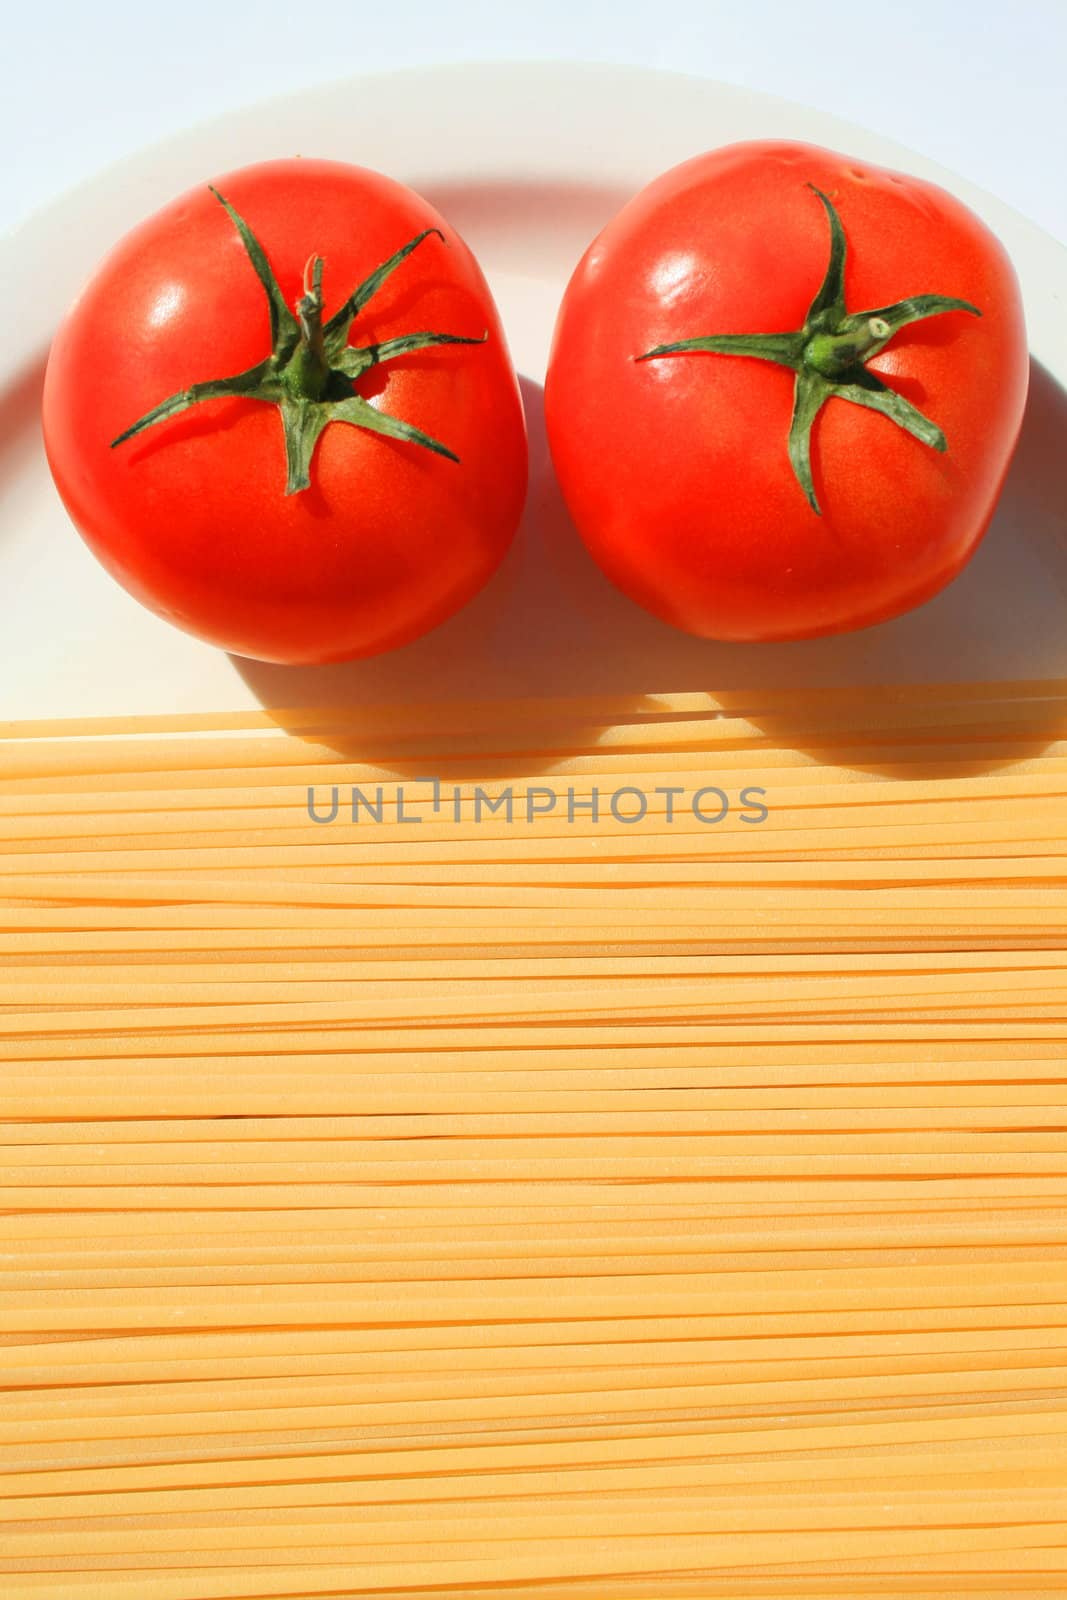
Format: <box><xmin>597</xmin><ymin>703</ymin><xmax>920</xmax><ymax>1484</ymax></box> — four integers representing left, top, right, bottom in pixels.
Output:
<box><xmin>3</xmin><ymin>62</ymin><xmax>1066</xmax><ymax>720</ymax></box>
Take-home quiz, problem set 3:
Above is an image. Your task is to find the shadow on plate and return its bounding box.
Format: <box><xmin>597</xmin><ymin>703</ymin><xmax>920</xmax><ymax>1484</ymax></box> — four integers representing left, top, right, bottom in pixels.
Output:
<box><xmin>0</xmin><ymin>358</ymin><xmax>46</xmax><ymax>495</ymax></box>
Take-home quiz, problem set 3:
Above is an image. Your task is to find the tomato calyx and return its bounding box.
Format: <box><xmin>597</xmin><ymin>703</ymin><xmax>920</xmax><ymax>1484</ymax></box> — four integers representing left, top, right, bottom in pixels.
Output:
<box><xmin>636</xmin><ymin>185</ymin><xmax>981</xmax><ymax>516</ymax></box>
<box><xmin>111</xmin><ymin>188</ymin><xmax>488</xmax><ymax>495</ymax></box>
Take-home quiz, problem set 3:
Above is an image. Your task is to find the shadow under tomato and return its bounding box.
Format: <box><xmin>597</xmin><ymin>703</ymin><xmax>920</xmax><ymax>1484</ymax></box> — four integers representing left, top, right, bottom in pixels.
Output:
<box><xmin>0</xmin><ymin>358</ymin><xmax>46</xmax><ymax>502</ymax></box>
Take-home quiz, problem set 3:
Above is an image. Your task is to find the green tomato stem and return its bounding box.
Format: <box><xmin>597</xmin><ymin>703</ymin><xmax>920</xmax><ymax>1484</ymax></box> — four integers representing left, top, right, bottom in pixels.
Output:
<box><xmin>285</xmin><ymin>255</ymin><xmax>331</xmax><ymax>402</ymax></box>
<box><xmin>803</xmin><ymin>315</ymin><xmax>892</xmax><ymax>379</ymax></box>
<box><xmin>112</xmin><ymin>191</ymin><xmax>486</xmax><ymax>494</ymax></box>
<box><xmin>637</xmin><ymin>185</ymin><xmax>982</xmax><ymax>516</ymax></box>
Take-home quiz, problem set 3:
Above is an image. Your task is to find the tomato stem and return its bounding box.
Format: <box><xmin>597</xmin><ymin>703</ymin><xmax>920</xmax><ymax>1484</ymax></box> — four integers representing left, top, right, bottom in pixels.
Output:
<box><xmin>111</xmin><ymin>191</ymin><xmax>487</xmax><ymax>495</ymax></box>
<box><xmin>803</xmin><ymin>315</ymin><xmax>892</xmax><ymax>379</ymax></box>
<box><xmin>637</xmin><ymin>185</ymin><xmax>981</xmax><ymax>516</ymax></box>
<box><xmin>285</xmin><ymin>254</ymin><xmax>330</xmax><ymax>402</ymax></box>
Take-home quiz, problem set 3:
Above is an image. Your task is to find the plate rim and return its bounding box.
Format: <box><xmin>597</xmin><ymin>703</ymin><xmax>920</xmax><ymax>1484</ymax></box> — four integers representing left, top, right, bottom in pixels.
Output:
<box><xmin>3</xmin><ymin>60</ymin><xmax>1066</xmax><ymax>718</ymax></box>
<box><xmin>5</xmin><ymin>60</ymin><xmax>1066</xmax><ymax>372</ymax></box>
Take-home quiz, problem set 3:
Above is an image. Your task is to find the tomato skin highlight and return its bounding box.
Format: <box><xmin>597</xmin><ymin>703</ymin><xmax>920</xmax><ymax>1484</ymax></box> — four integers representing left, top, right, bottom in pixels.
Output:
<box><xmin>42</xmin><ymin>159</ymin><xmax>527</xmax><ymax>664</ymax></box>
<box><xmin>545</xmin><ymin>141</ymin><xmax>1028</xmax><ymax>642</ymax></box>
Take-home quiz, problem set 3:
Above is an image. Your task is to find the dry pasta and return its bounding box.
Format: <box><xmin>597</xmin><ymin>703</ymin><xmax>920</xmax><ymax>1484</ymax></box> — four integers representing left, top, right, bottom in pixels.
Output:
<box><xmin>3</xmin><ymin>677</ymin><xmax>1067</xmax><ymax>1597</ymax></box>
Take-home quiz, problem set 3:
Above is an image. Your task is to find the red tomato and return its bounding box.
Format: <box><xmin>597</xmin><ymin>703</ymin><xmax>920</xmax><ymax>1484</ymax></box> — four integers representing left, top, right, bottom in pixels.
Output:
<box><xmin>545</xmin><ymin>141</ymin><xmax>1028</xmax><ymax>641</ymax></box>
<box><xmin>43</xmin><ymin>159</ymin><xmax>527</xmax><ymax>663</ymax></box>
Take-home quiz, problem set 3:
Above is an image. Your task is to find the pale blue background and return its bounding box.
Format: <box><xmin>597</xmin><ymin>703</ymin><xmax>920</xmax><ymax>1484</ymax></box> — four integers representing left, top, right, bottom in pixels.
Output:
<box><xmin>2</xmin><ymin>0</ymin><xmax>1065</xmax><ymax>243</ymax></box>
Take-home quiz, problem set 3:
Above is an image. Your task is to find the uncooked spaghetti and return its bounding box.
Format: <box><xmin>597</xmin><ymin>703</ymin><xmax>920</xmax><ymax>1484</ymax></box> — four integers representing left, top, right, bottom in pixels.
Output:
<box><xmin>3</xmin><ymin>678</ymin><xmax>1067</xmax><ymax>1597</ymax></box>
